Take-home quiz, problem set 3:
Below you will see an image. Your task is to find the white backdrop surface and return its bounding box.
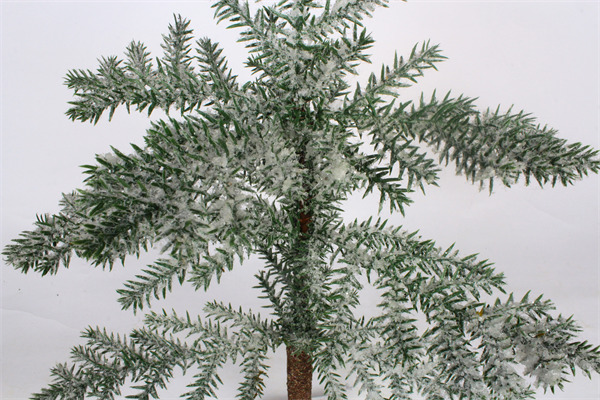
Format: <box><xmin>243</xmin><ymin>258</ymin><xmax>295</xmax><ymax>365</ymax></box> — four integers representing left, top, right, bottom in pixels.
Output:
<box><xmin>1</xmin><ymin>1</ymin><xmax>599</xmax><ymax>399</ymax></box>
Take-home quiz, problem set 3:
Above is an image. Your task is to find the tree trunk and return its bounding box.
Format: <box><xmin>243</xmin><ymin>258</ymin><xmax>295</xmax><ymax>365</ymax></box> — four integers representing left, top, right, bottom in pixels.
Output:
<box><xmin>287</xmin><ymin>346</ymin><xmax>312</xmax><ymax>400</ymax></box>
<box><xmin>288</xmin><ymin>121</ymin><xmax>313</xmax><ymax>399</ymax></box>
<box><xmin>287</xmin><ymin>205</ymin><xmax>313</xmax><ymax>399</ymax></box>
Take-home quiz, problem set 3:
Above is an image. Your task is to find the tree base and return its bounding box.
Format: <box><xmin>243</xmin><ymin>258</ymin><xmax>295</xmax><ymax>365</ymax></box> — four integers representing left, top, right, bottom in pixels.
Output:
<box><xmin>287</xmin><ymin>346</ymin><xmax>312</xmax><ymax>400</ymax></box>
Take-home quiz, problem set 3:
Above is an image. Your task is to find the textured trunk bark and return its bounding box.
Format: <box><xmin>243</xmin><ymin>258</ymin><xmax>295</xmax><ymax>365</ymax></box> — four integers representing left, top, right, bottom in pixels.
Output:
<box><xmin>287</xmin><ymin>346</ymin><xmax>312</xmax><ymax>400</ymax></box>
<box><xmin>288</xmin><ymin>117</ymin><xmax>313</xmax><ymax>399</ymax></box>
<box><xmin>288</xmin><ymin>206</ymin><xmax>313</xmax><ymax>399</ymax></box>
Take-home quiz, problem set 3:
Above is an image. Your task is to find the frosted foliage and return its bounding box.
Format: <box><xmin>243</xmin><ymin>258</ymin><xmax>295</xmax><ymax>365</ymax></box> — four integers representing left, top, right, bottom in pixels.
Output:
<box><xmin>3</xmin><ymin>1</ymin><xmax>599</xmax><ymax>399</ymax></box>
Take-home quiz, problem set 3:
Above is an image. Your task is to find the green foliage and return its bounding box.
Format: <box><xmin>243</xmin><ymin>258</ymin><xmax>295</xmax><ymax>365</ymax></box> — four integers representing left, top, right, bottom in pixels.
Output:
<box><xmin>4</xmin><ymin>0</ymin><xmax>599</xmax><ymax>399</ymax></box>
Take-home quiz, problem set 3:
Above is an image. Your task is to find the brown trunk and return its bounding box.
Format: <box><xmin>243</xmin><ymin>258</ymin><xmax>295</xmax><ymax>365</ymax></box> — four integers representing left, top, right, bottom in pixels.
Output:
<box><xmin>299</xmin><ymin>209</ymin><xmax>311</xmax><ymax>235</ymax></box>
<box><xmin>288</xmin><ymin>118</ymin><xmax>313</xmax><ymax>399</ymax></box>
<box><xmin>287</xmin><ymin>346</ymin><xmax>312</xmax><ymax>400</ymax></box>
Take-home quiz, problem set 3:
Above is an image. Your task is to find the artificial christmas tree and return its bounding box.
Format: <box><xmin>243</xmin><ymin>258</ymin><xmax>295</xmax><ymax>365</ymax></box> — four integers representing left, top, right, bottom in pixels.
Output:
<box><xmin>3</xmin><ymin>1</ymin><xmax>599</xmax><ymax>399</ymax></box>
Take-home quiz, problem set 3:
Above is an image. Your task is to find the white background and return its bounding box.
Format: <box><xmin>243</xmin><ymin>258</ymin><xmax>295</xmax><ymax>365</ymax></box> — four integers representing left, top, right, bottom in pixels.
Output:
<box><xmin>1</xmin><ymin>0</ymin><xmax>599</xmax><ymax>399</ymax></box>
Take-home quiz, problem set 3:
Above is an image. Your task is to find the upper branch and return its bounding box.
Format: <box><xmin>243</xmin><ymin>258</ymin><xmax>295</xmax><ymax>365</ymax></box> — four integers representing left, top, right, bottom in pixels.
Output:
<box><xmin>343</xmin><ymin>41</ymin><xmax>446</xmax><ymax>113</ymax></box>
<box><xmin>2</xmin><ymin>115</ymin><xmax>253</xmax><ymax>275</ymax></box>
<box><xmin>65</xmin><ymin>16</ymin><xmax>209</xmax><ymax>123</ymax></box>
<box><xmin>316</xmin><ymin>0</ymin><xmax>389</xmax><ymax>35</ymax></box>
<box><xmin>402</xmin><ymin>93</ymin><xmax>600</xmax><ymax>189</ymax></box>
